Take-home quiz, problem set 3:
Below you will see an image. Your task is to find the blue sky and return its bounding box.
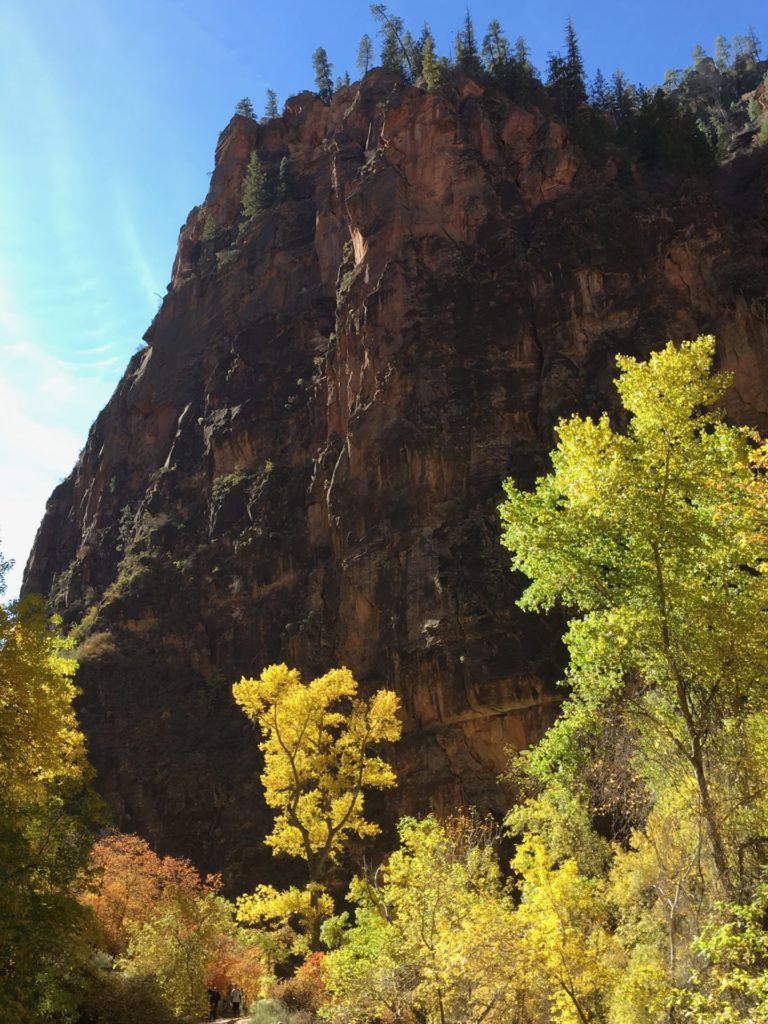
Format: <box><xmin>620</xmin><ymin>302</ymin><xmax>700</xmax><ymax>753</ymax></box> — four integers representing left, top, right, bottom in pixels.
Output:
<box><xmin>1</xmin><ymin>0</ymin><xmax>765</xmax><ymax>597</ymax></box>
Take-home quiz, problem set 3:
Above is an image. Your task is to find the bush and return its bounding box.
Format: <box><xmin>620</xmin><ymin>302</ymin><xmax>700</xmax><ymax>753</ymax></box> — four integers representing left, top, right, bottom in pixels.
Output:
<box><xmin>271</xmin><ymin>953</ymin><xmax>327</xmax><ymax>1014</ymax></box>
<box><xmin>249</xmin><ymin>998</ymin><xmax>286</xmax><ymax>1024</ymax></box>
<box><xmin>78</xmin><ymin>964</ymin><xmax>175</xmax><ymax>1024</ymax></box>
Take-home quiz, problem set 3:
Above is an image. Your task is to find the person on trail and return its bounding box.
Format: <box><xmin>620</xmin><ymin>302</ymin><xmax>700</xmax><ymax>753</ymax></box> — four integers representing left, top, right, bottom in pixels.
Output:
<box><xmin>229</xmin><ymin>984</ymin><xmax>242</xmax><ymax>1017</ymax></box>
<box><xmin>207</xmin><ymin>987</ymin><xmax>220</xmax><ymax>1021</ymax></box>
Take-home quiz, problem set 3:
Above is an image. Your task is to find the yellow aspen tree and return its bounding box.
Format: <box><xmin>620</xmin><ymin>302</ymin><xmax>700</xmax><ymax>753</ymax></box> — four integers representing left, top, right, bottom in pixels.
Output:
<box><xmin>233</xmin><ymin>664</ymin><xmax>401</xmax><ymax>951</ymax></box>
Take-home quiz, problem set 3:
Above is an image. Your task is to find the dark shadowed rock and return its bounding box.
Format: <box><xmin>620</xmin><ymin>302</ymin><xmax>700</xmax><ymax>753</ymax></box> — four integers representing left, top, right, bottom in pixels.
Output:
<box><xmin>23</xmin><ymin>73</ymin><xmax>768</xmax><ymax>890</ymax></box>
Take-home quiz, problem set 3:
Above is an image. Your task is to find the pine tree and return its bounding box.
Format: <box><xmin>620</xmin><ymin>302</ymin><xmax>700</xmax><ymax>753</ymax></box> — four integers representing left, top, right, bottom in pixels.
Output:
<box><xmin>264</xmin><ymin>89</ymin><xmax>279</xmax><ymax>120</ymax></box>
<box><xmin>277</xmin><ymin>156</ymin><xmax>292</xmax><ymax>202</ymax></box>
<box><xmin>564</xmin><ymin>17</ymin><xmax>586</xmax><ymax>101</ymax></box>
<box><xmin>357</xmin><ymin>33</ymin><xmax>374</xmax><ymax>75</ymax></box>
<box><xmin>747</xmin><ymin>25</ymin><xmax>762</xmax><ymax>60</ymax></box>
<box><xmin>200</xmin><ymin>209</ymin><xmax>216</xmax><ymax>241</ymax></box>
<box><xmin>514</xmin><ymin>35</ymin><xmax>535</xmax><ymax>78</ymax></box>
<box><xmin>691</xmin><ymin>43</ymin><xmax>707</xmax><ymax>65</ymax></box>
<box><xmin>234</xmin><ymin>97</ymin><xmax>255</xmax><ymax>119</ymax></box>
<box><xmin>662</xmin><ymin>68</ymin><xmax>684</xmax><ymax>91</ymax></box>
<box><xmin>312</xmin><ymin>47</ymin><xmax>334</xmax><ymax>104</ymax></box>
<box><xmin>370</xmin><ymin>4</ymin><xmax>413</xmax><ymax>80</ymax></box>
<box><xmin>714</xmin><ymin>35</ymin><xmax>731</xmax><ymax>71</ymax></box>
<box><xmin>610</xmin><ymin>69</ymin><xmax>633</xmax><ymax>123</ymax></box>
<box><xmin>590</xmin><ymin>69</ymin><xmax>609</xmax><ymax>110</ymax></box>
<box><xmin>455</xmin><ymin>9</ymin><xmax>481</xmax><ymax>74</ymax></box>
<box><xmin>733</xmin><ymin>29</ymin><xmax>761</xmax><ymax>63</ymax></box>
<box><xmin>380</xmin><ymin>23</ymin><xmax>406</xmax><ymax>76</ymax></box>
<box><xmin>402</xmin><ymin>31</ymin><xmax>419</xmax><ymax>77</ymax></box>
<box><xmin>413</xmin><ymin>23</ymin><xmax>436</xmax><ymax>81</ymax></box>
<box><xmin>546</xmin><ymin>53</ymin><xmax>567</xmax><ymax>96</ymax></box>
<box><xmin>421</xmin><ymin>28</ymin><xmax>440</xmax><ymax>90</ymax></box>
<box><xmin>241</xmin><ymin>150</ymin><xmax>269</xmax><ymax>220</ymax></box>
<box><xmin>547</xmin><ymin>18</ymin><xmax>586</xmax><ymax>119</ymax></box>
<box><xmin>482</xmin><ymin>18</ymin><xmax>510</xmax><ymax>76</ymax></box>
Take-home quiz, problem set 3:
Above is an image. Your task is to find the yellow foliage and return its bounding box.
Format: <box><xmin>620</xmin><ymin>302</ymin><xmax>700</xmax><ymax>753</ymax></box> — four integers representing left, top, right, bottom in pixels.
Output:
<box><xmin>237</xmin><ymin>883</ymin><xmax>334</xmax><ymax>960</ymax></box>
<box><xmin>0</xmin><ymin>595</ymin><xmax>85</xmax><ymax>803</ymax></box>
<box><xmin>0</xmin><ymin>588</ymin><xmax>95</xmax><ymax>1021</ymax></box>
<box><xmin>513</xmin><ymin>834</ymin><xmax>616</xmax><ymax>1024</ymax></box>
<box><xmin>233</xmin><ymin>663</ymin><xmax>401</xmax><ymax>952</ymax></box>
<box><xmin>233</xmin><ymin>664</ymin><xmax>401</xmax><ymax>873</ymax></box>
<box><xmin>323</xmin><ymin>815</ymin><xmax>537</xmax><ymax>1024</ymax></box>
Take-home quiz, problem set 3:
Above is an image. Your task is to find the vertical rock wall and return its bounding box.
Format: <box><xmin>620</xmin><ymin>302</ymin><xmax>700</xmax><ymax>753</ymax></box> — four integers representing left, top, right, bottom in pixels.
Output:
<box><xmin>23</xmin><ymin>70</ymin><xmax>768</xmax><ymax>887</ymax></box>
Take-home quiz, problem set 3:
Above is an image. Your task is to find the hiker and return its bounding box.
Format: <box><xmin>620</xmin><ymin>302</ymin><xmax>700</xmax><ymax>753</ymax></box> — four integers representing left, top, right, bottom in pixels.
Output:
<box><xmin>230</xmin><ymin>984</ymin><xmax>242</xmax><ymax>1016</ymax></box>
<box><xmin>207</xmin><ymin>987</ymin><xmax>220</xmax><ymax>1021</ymax></box>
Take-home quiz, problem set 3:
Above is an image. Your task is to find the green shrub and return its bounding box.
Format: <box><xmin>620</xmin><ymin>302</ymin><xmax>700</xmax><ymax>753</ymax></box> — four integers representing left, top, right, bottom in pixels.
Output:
<box><xmin>216</xmin><ymin>247</ymin><xmax>241</xmax><ymax>269</ymax></box>
<box><xmin>249</xmin><ymin>998</ymin><xmax>286</xmax><ymax>1024</ymax></box>
<box><xmin>78</xmin><ymin>964</ymin><xmax>175</xmax><ymax>1024</ymax></box>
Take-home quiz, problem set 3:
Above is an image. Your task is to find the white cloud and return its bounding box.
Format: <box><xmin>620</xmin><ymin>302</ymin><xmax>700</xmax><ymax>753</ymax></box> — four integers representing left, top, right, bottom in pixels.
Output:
<box><xmin>0</xmin><ymin>377</ymin><xmax>83</xmax><ymax>600</ymax></box>
<box><xmin>73</xmin><ymin>342</ymin><xmax>114</xmax><ymax>354</ymax></box>
<box><xmin>0</xmin><ymin>286</ymin><xmax>121</xmax><ymax>599</ymax></box>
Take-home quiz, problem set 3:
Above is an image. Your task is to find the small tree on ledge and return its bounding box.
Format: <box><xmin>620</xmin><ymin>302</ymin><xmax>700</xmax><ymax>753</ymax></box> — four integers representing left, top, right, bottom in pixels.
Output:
<box><xmin>241</xmin><ymin>150</ymin><xmax>269</xmax><ymax>221</ymax></box>
<box><xmin>312</xmin><ymin>47</ymin><xmax>334</xmax><ymax>104</ymax></box>
<box><xmin>234</xmin><ymin>96</ymin><xmax>256</xmax><ymax>119</ymax></box>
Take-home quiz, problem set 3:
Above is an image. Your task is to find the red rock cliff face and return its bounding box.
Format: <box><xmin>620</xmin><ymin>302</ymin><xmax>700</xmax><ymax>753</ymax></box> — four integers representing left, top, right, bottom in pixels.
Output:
<box><xmin>23</xmin><ymin>70</ymin><xmax>768</xmax><ymax>887</ymax></box>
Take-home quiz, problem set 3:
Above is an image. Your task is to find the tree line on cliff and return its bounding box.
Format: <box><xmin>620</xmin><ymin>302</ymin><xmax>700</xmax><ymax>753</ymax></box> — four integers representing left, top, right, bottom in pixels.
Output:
<box><xmin>234</xmin><ymin>8</ymin><xmax>767</xmax><ymax>178</ymax></box>
<box><xmin>5</xmin><ymin>334</ymin><xmax>768</xmax><ymax>1022</ymax></box>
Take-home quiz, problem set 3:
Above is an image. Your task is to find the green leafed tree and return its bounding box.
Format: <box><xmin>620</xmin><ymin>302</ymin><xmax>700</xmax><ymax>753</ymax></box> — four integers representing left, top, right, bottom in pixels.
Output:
<box><xmin>264</xmin><ymin>88</ymin><xmax>279</xmax><ymax>120</ymax></box>
<box><xmin>733</xmin><ymin>28</ymin><xmax>761</xmax><ymax>63</ymax></box>
<box><xmin>380</xmin><ymin>23</ymin><xmax>406</xmax><ymax>77</ymax></box>
<box><xmin>370</xmin><ymin>4</ymin><xmax>412</xmax><ymax>80</ymax></box>
<box><xmin>631</xmin><ymin>87</ymin><xmax>715</xmax><ymax>173</ymax></box>
<box><xmin>276</xmin><ymin>155</ymin><xmax>292</xmax><ymax>202</ymax></box>
<box><xmin>356</xmin><ymin>32</ymin><xmax>374</xmax><ymax>75</ymax></box>
<box><xmin>515</xmin><ymin>35</ymin><xmax>533</xmax><ymax>72</ymax></box>
<box><xmin>747</xmin><ymin>25</ymin><xmax>762</xmax><ymax>60</ymax></box>
<box><xmin>677</xmin><ymin>881</ymin><xmax>768</xmax><ymax>1021</ymax></box>
<box><xmin>420</xmin><ymin>26</ymin><xmax>440</xmax><ymax>90</ymax></box>
<box><xmin>590</xmin><ymin>68</ymin><xmax>610</xmax><ymax>110</ymax></box>
<box><xmin>481</xmin><ymin>18</ymin><xmax>510</xmax><ymax>77</ymax></box>
<box><xmin>547</xmin><ymin>17</ymin><xmax>586</xmax><ymax>119</ymax></box>
<box><xmin>312</xmin><ymin>46</ymin><xmax>334</xmax><ymax>104</ymax></box>
<box><xmin>455</xmin><ymin>9</ymin><xmax>481</xmax><ymax>74</ymax></box>
<box><xmin>500</xmin><ymin>336</ymin><xmax>768</xmax><ymax>901</ymax></box>
<box><xmin>714</xmin><ymin>35</ymin><xmax>731</xmax><ymax>71</ymax></box>
<box><xmin>234</xmin><ymin>96</ymin><xmax>255</xmax><ymax>119</ymax></box>
<box><xmin>241</xmin><ymin>150</ymin><xmax>269</xmax><ymax>220</ymax></box>
<box><xmin>322</xmin><ymin>815</ymin><xmax>533</xmax><ymax>1024</ymax></box>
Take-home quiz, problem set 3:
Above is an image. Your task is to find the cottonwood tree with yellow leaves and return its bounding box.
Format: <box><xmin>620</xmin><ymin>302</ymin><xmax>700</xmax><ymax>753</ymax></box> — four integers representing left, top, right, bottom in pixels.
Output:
<box><xmin>233</xmin><ymin>664</ymin><xmax>401</xmax><ymax>953</ymax></box>
<box><xmin>500</xmin><ymin>336</ymin><xmax>768</xmax><ymax>901</ymax></box>
<box><xmin>0</xmin><ymin>551</ymin><xmax>98</xmax><ymax>1022</ymax></box>
<box><xmin>499</xmin><ymin>336</ymin><xmax>768</xmax><ymax>1020</ymax></box>
<box><xmin>322</xmin><ymin>814</ymin><xmax>537</xmax><ymax>1024</ymax></box>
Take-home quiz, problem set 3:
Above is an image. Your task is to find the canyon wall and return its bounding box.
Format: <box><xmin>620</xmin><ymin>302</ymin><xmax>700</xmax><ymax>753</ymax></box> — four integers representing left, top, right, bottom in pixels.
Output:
<box><xmin>24</xmin><ymin>69</ymin><xmax>768</xmax><ymax>888</ymax></box>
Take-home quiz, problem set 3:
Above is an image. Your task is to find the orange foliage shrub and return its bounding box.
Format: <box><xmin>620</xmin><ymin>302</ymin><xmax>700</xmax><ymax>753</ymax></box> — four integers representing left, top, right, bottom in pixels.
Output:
<box><xmin>209</xmin><ymin>930</ymin><xmax>264</xmax><ymax>1008</ymax></box>
<box><xmin>81</xmin><ymin>830</ymin><xmax>264</xmax><ymax>1013</ymax></box>
<box><xmin>271</xmin><ymin>952</ymin><xmax>328</xmax><ymax>1014</ymax></box>
<box><xmin>80</xmin><ymin>831</ymin><xmax>214</xmax><ymax>955</ymax></box>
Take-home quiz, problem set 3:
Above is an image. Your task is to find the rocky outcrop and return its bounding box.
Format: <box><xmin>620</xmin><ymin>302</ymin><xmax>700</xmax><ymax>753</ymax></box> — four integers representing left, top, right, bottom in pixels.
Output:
<box><xmin>23</xmin><ymin>69</ymin><xmax>768</xmax><ymax>889</ymax></box>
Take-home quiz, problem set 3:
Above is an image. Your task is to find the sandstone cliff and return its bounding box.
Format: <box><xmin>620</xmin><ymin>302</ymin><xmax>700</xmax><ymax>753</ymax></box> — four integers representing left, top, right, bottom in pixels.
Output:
<box><xmin>23</xmin><ymin>69</ymin><xmax>768</xmax><ymax>888</ymax></box>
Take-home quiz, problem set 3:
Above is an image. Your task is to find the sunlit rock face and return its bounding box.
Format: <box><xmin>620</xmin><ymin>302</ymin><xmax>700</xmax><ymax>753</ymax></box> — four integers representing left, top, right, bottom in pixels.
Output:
<box><xmin>23</xmin><ymin>68</ymin><xmax>768</xmax><ymax>889</ymax></box>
